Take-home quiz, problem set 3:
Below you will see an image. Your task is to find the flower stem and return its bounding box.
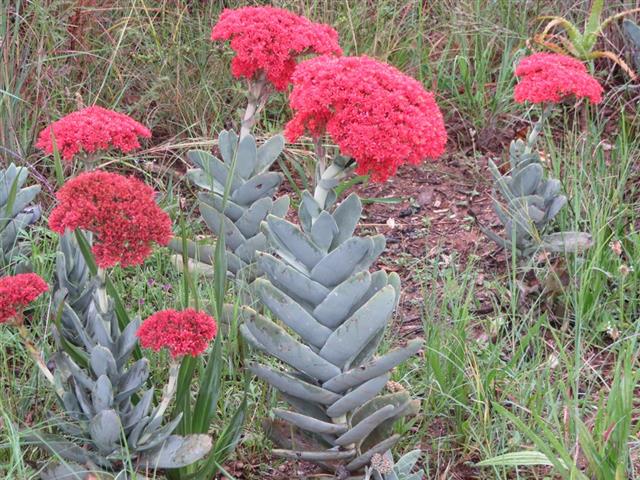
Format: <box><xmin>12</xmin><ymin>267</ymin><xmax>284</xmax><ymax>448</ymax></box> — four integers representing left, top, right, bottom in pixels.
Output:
<box><xmin>154</xmin><ymin>358</ymin><xmax>181</xmax><ymax>421</ymax></box>
<box><xmin>239</xmin><ymin>73</ymin><xmax>269</xmax><ymax>141</ymax></box>
<box><xmin>96</xmin><ymin>267</ymin><xmax>109</xmax><ymax>313</ymax></box>
<box><xmin>525</xmin><ymin>103</ymin><xmax>555</xmax><ymax>153</ymax></box>
<box><xmin>17</xmin><ymin>324</ymin><xmax>64</xmax><ymax>398</ymax></box>
<box><xmin>313</xmin><ymin>163</ymin><xmax>346</xmax><ymax>210</ymax></box>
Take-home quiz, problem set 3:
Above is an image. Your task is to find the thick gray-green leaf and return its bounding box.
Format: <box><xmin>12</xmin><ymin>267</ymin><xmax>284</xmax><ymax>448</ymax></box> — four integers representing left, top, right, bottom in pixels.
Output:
<box><xmin>139</xmin><ymin>434</ymin><xmax>212</xmax><ymax>469</ymax></box>
<box><xmin>310</xmin><ymin>237</ymin><xmax>373</xmax><ymax>287</ymax></box>
<box><xmin>236</xmin><ymin>134</ymin><xmax>258</xmax><ymax>179</ymax></box>
<box><xmin>319</xmin><ymin>286</ymin><xmax>395</xmax><ymax>368</ymax></box>
<box><xmin>273</xmin><ymin>449</ymin><xmax>356</xmax><ymax>461</ymax></box>
<box><xmin>89</xmin><ymin>409</ymin><xmax>122</xmax><ymax>455</ymax></box>
<box><xmin>218</xmin><ymin>130</ymin><xmax>238</xmax><ymax>165</ymax></box>
<box><xmin>334</xmin><ymin>404</ymin><xmax>396</xmax><ymax>446</ymax></box>
<box><xmin>326</xmin><ymin>373</ymin><xmax>389</xmax><ymax>418</ymax></box>
<box><xmin>248</xmin><ymin>362</ymin><xmax>341</xmax><ymax>404</ymax></box>
<box><xmin>330</xmin><ymin>193</ymin><xmax>362</xmax><ymax>249</ymax></box>
<box><xmin>235</xmin><ymin>197</ymin><xmax>272</xmax><ymax>238</ymax></box>
<box><xmin>243</xmin><ymin>308</ymin><xmax>340</xmax><ymax>382</ymax></box>
<box><xmin>274</xmin><ymin>408</ymin><xmax>347</xmax><ymax>435</ymax></box>
<box><xmin>92</xmin><ymin>375</ymin><xmax>114</xmax><ymax>412</ymax></box>
<box><xmin>310</xmin><ymin>211</ymin><xmax>339</xmax><ymax>251</ymax></box>
<box><xmin>346</xmin><ymin>434</ymin><xmax>401</xmax><ymax>472</ymax></box>
<box><xmin>267</xmin><ymin>215</ymin><xmax>324</xmax><ymax>270</ymax></box>
<box><xmin>324</xmin><ymin>339</ymin><xmax>423</xmax><ymax>393</ymax></box>
<box><xmin>256</xmin><ymin>134</ymin><xmax>285</xmax><ymax>173</ymax></box>
<box><xmin>256</xmin><ymin>279</ymin><xmax>331</xmax><ymax>349</ymax></box>
<box><xmin>313</xmin><ymin>270</ymin><xmax>371</xmax><ymax>328</ymax></box>
<box><xmin>115</xmin><ymin>359</ymin><xmax>149</xmax><ymax>402</ymax></box>
<box><xmin>90</xmin><ymin>346</ymin><xmax>117</xmax><ymax>379</ymax></box>
<box><xmin>258</xmin><ymin>253</ymin><xmax>329</xmax><ymax>306</ymax></box>
<box><xmin>187</xmin><ymin>150</ymin><xmax>241</xmax><ymax>190</ymax></box>
<box><xmin>231</xmin><ymin>172</ymin><xmax>283</xmax><ymax>205</ymax></box>
<box><xmin>541</xmin><ymin>231</ymin><xmax>593</xmax><ymax>253</ymax></box>
<box><xmin>509</xmin><ymin>163</ymin><xmax>543</xmax><ymax>197</ymax></box>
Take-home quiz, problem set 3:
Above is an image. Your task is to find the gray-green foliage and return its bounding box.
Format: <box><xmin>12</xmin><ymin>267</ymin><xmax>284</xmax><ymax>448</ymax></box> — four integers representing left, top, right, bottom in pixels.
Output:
<box><xmin>623</xmin><ymin>19</ymin><xmax>640</xmax><ymax>73</ymax></box>
<box><xmin>172</xmin><ymin>130</ymin><xmax>289</xmax><ymax>280</ymax></box>
<box><xmin>483</xmin><ymin>137</ymin><xmax>591</xmax><ymax>257</ymax></box>
<box><xmin>240</xmin><ymin>191</ymin><xmax>422</xmax><ymax>475</ymax></box>
<box><xmin>34</xmin><ymin>237</ymin><xmax>211</xmax><ymax>479</ymax></box>
<box><xmin>0</xmin><ymin>163</ymin><xmax>41</xmax><ymax>272</ymax></box>
<box><xmin>368</xmin><ymin>449</ymin><xmax>424</xmax><ymax>480</ymax></box>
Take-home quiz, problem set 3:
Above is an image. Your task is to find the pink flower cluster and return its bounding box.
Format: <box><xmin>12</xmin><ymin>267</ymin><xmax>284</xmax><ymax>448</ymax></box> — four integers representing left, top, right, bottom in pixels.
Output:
<box><xmin>36</xmin><ymin>106</ymin><xmax>151</xmax><ymax>162</ymax></box>
<box><xmin>137</xmin><ymin>309</ymin><xmax>218</xmax><ymax>358</ymax></box>
<box><xmin>514</xmin><ymin>53</ymin><xmax>603</xmax><ymax>104</ymax></box>
<box><xmin>211</xmin><ymin>7</ymin><xmax>342</xmax><ymax>91</ymax></box>
<box><xmin>0</xmin><ymin>273</ymin><xmax>48</xmax><ymax>323</ymax></box>
<box><xmin>285</xmin><ymin>55</ymin><xmax>447</xmax><ymax>181</ymax></box>
<box><xmin>49</xmin><ymin>171</ymin><xmax>172</xmax><ymax>268</ymax></box>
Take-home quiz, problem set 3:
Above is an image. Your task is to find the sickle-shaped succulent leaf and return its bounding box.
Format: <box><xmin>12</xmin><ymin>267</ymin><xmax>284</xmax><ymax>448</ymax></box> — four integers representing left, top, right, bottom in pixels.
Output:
<box><xmin>115</xmin><ymin>359</ymin><xmax>149</xmax><ymax>402</ymax></box>
<box><xmin>310</xmin><ymin>211</ymin><xmax>339</xmax><ymax>251</ymax></box>
<box><xmin>236</xmin><ymin>135</ymin><xmax>258</xmax><ymax>179</ymax></box>
<box><xmin>256</xmin><ymin>134</ymin><xmax>285</xmax><ymax>173</ymax></box>
<box><xmin>235</xmin><ymin>197</ymin><xmax>272</xmax><ymax>238</ymax></box>
<box><xmin>274</xmin><ymin>408</ymin><xmax>348</xmax><ymax>435</ymax></box>
<box><xmin>546</xmin><ymin>195</ymin><xmax>567</xmax><ymax>221</ymax></box>
<box><xmin>310</xmin><ymin>236</ymin><xmax>373</xmax><ymax>286</ymax></box>
<box><xmin>267</xmin><ymin>215</ymin><xmax>324</xmax><ymax>270</ymax></box>
<box><xmin>139</xmin><ymin>434</ymin><xmax>213</xmax><ymax>469</ymax></box>
<box><xmin>258</xmin><ymin>253</ymin><xmax>329</xmax><ymax>305</ymax></box>
<box><xmin>255</xmin><ymin>279</ymin><xmax>332</xmax><ymax>349</ymax></box>
<box><xmin>324</xmin><ymin>339</ymin><xmax>423</xmax><ymax>393</ymax></box>
<box><xmin>243</xmin><ymin>312</ymin><xmax>340</xmax><ymax>381</ymax></box>
<box><xmin>273</xmin><ymin>448</ymin><xmax>357</xmax><ymax>461</ymax></box>
<box><xmin>248</xmin><ymin>362</ymin><xmax>341</xmax><ymax>405</ymax></box>
<box><xmin>319</xmin><ymin>286</ymin><xmax>395</xmax><ymax>368</ymax></box>
<box><xmin>92</xmin><ymin>375</ymin><xmax>114</xmax><ymax>412</ymax></box>
<box><xmin>187</xmin><ymin>150</ymin><xmax>242</xmax><ymax>191</ymax></box>
<box><xmin>334</xmin><ymin>404</ymin><xmax>396</xmax><ymax>446</ymax></box>
<box><xmin>218</xmin><ymin>130</ymin><xmax>238</xmax><ymax>165</ymax></box>
<box><xmin>90</xmin><ymin>410</ymin><xmax>122</xmax><ymax>455</ymax></box>
<box><xmin>232</xmin><ymin>172</ymin><xmax>283</xmax><ymax>205</ymax></box>
<box><xmin>200</xmin><ymin>203</ymin><xmax>245</xmax><ymax>251</ymax></box>
<box><xmin>326</xmin><ymin>374</ymin><xmax>389</xmax><ymax>418</ymax></box>
<box><xmin>313</xmin><ymin>270</ymin><xmax>371</xmax><ymax>328</ymax></box>
<box><xmin>346</xmin><ymin>434</ymin><xmax>401</xmax><ymax>472</ymax></box>
<box><xmin>90</xmin><ymin>346</ymin><xmax>117</xmax><ymax>379</ymax></box>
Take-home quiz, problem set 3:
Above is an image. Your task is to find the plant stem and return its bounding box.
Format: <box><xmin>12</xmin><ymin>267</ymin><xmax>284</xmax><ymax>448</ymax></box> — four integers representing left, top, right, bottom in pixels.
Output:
<box><xmin>154</xmin><ymin>358</ymin><xmax>181</xmax><ymax>421</ymax></box>
<box><xmin>96</xmin><ymin>267</ymin><xmax>109</xmax><ymax>313</ymax></box>
<box><xmin>239</xmin><ymin>73</ymin><xmax>268</xmax><ymax>141</ymax></box>
<box><xmin>17</xmin><ymin>324</ymin><xmax>64</xmax><ymax>398</ymax></box>
<box><xmin>525</xmin><ymin>103</ymin><xmax>555</xmax><ymax>153</ymax></box>
<box><xmin>313</xmin><ymin>163</ymin><xmax>345</xmax><ymax>210</ymax></box>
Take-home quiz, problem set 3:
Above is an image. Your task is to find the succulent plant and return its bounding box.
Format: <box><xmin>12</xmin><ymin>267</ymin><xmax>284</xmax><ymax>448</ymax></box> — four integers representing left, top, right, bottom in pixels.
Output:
<box><xmin>366</xmin><ymin>449</ymin><xmax>424</xmax><ymax>480</ymax></box>
<box><xmin>240</xmin><ymin>190</ymin><xmax>422</xmax><ymax>477</ymax></box>
<box><xmin>35</xmin><ymin>241</ymin><xmax>212</xmax><ymax>479</ymax></box>
<box><xmin>0</xmin><ymin>163</ymin><xmax>41</xmax><ymax>272</ymax></box>
<box><xmin>623</xmin><ymin>19</ymin><xmax>640</xmax><ymax>74</ymax></box>
<box><xmin>482</xmin><ymin>131</ymin><xmax>591</xmax><ymax>257</ymax></box>
<box><xmin>171</xmin><ymin>130</ymin><xmax>289</xmax><ymax>281</ymax></box>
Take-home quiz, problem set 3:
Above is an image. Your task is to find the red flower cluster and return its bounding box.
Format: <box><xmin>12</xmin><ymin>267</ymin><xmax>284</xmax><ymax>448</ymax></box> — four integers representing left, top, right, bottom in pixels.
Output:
<box><xmin>210</xmin><ymin>7</ymin><xmax>342</xmax><ymax>91</ymax></box>
<box><xmin>36</xmin><ymin>106</ymin><xmax>151</xmax><ymax>162</ymax></box>
<box><xmin>514</xmin><ymin>53</ymin><xmax>603</xmax><ymax>104</ymax></box>
<box><xmin>49</xmin><ymin>171</ymin><xmax>172</xmax><ymax>268</ymax></box>
<box><xmin>285</xmin><ymin>55</ymin><xmax>447</xmax><ymax>182</ymax></box>
<box><xmin>137</xmin><ymin>309</ymin><xmax>218</xmax><ymax>358</ymax></box>
<box><xmin>0</xmin><ymin>273</ymin><xmax>48</xmax><ymax>323</ymax></box>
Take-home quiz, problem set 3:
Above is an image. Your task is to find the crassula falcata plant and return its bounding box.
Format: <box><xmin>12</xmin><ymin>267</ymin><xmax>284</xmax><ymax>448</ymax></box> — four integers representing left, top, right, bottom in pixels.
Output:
<box><xmin>482</xmin><ymin>53</ymin><xmax>597</xmax><ymax>257</ymax></box>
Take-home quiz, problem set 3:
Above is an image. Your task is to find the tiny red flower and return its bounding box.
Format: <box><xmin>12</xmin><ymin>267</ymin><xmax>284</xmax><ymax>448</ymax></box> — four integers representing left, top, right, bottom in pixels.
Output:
<box><xmin>514</xmin><ymin>53</ymin><xmax>603</xmax><ymax>104</ymax></box>
<box><xmin>48</xmin><ymin>170</ymin><xmax>172</xmax><ymax>268</ymax></box>
<box><xmin>36</xmin><ymin>106</ymin><xmax>151</xmax><ymax>162</ymax></box>
<box><xmin>285</xmin><ymin>55</ymin><xmax>447</xmax><ymax>182</ymax></box>
<box><xmin>211</xmin><ymin>7</ymin><xmax>342</xmax><ymax>91</ymax></box>
<box><xmin>0</xmin><ymin>273</ymin><xmax>49</xmax><ymax>323</ymax></box>
<box><xmin>137</xmin><ymin>309</ymin><xmax>218</xmax><ymax>358</ymax></box>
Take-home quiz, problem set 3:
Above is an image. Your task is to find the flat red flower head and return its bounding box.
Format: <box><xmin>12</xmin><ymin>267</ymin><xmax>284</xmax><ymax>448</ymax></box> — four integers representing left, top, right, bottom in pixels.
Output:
<box><xmin>211</xmin><ymin>7</ymin><xmax>342</xmax><ymax>91</ymax></box>
<box><xmin>48</xmin><ymin>170</ymin><xmax>172</xmax><ymax>268</ymax></box>
<box><xmin>137</xmin><ymin>309</ymin><xmax>218</xmax><ymax>358</ymax></box>
<box><xmin>36</xmin><ymin>106</ymin><xmax>151</xmax><ymax>162</ymax></box>
<box><xmin>514</xmin><ymin>53</ymin><xmax>603</xmax><ymax>104</ymax></box>
<box><xmin>0</xmin><ymin>273</ymin><xmax>48</xmax><ymax>323</ymax></box>
<box><xmin>285</xmin><ymin>55</ymin><xmax>447</xmax><ymax>182</ymax></box>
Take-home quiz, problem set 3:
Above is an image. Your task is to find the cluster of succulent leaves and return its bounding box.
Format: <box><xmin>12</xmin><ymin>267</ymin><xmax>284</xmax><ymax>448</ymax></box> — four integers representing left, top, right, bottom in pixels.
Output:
<box><xmin>238</xmin><ymin>188</ymin><xmax>422</xmax><ymax>477</ymax></box>
<box><xmin>30</xmin><ymin>233</ymin><xmax>212</xmax><ymax>479</ymax></box>
<box><xmin>0</xmin><ymin>163</ymin><xmax>41</xmax><ymax>273</ymax></box>
<box><xmin>172</xmin><ymin>130</ymin><xmax>289</xmax><ymax>281</ymax></box>
<box><xmin>483</xmin><ymin>131</ymin><xmax>591</xmax><ymax>258</ymax></box>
